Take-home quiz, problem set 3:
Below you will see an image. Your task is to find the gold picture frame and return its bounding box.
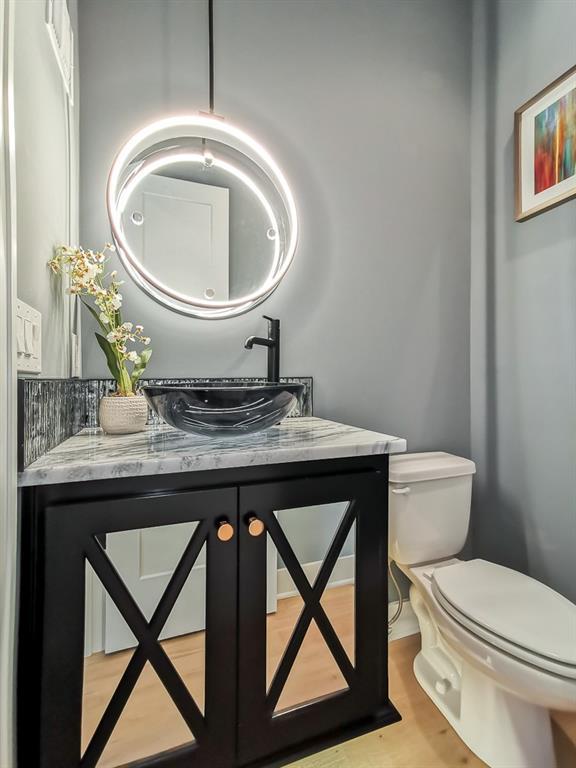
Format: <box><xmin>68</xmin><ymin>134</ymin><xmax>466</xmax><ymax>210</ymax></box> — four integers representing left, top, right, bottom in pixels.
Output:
<box><xmin>515</xmin><ymin>64</ymin><xmax>576</xmax><ymax>222</ymax></box>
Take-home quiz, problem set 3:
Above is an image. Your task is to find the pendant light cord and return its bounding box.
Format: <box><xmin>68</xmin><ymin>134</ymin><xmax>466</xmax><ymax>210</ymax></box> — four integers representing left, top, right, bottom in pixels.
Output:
<box><xmin>208</xmin><ymin>0</ymin><xmax>215</xmax><ymax>113</ymax></box>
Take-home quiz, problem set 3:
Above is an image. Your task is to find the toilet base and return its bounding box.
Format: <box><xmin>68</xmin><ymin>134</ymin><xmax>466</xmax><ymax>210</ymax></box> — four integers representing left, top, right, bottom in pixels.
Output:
<box><xmin>410</xmin><ymin>585</ymin><xmax>556</xmax><ymax>768</ymax></box>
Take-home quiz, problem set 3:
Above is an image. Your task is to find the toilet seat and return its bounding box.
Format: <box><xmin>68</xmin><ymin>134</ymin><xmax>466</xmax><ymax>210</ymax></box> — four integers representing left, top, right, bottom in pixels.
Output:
<box><xmin>431</xmin><ymin>559</ymin><xmax>576</xmax><ymax>679</ymax></box>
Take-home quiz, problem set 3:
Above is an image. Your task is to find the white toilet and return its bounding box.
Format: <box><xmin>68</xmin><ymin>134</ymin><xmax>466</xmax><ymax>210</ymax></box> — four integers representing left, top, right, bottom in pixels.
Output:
<box><xmin>388</xmin><ymin>452</ymin><xmax>576</xmax><ymax>768</ymax></box>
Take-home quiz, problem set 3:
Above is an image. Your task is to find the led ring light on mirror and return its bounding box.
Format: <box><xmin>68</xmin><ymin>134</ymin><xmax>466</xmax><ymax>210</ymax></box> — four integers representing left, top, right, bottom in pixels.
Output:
<box><xmin>107</xmin><ymin>114</ymin><xmax>298</xmax><ymax>319</ymax></box>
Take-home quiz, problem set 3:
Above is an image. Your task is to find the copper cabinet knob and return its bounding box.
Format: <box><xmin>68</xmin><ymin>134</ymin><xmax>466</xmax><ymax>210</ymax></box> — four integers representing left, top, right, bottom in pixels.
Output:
<box><xmin>247</xmin><ymin>515</ymin><xmax>265</xmax><ymax>537</ymax></box>
<box><xmin>216</xmin><ymin>519</ymin><xmax>234</xmax><ymax>542</ymax></box>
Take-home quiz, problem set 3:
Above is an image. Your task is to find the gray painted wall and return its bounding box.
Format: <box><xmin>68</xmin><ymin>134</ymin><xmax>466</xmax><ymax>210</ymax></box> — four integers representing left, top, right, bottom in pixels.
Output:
<box><xmin>78</xmin><ymin>0</ymin><xmax>471</xmax><ymax>578</ymax></box>
<box><xmin>14</xmin><ymin>0</ymin><xmax>78</xmax><ymax>378</ymax></box>
<box><xmin>470</xmin><ymin>0</ymin><xmax>576</xmax><ymax>602</ymax></box>
<box><xmin>79</xmin><ymin>0</ymin><xmax>472</xmax><ymax>455</ymax></box>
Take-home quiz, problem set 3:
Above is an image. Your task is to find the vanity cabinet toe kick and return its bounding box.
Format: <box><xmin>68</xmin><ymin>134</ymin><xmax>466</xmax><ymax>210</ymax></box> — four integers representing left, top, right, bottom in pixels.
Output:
<box><xmin>18</xmin><ymin>453</ymin><xmax>402</xmax><ymax>768</ymax></box>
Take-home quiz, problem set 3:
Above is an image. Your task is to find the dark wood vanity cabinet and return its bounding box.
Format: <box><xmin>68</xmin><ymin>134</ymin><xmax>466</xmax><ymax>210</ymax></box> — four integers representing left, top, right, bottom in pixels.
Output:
<box><xmin>18</xmin><ymin>457</ymin><xmax>400</xmax><ymax>768</ymax></box>
<box><xmin>237</xmin><ymin>473</ymin><xmax>394</xmax><ymax>766</ymax></box>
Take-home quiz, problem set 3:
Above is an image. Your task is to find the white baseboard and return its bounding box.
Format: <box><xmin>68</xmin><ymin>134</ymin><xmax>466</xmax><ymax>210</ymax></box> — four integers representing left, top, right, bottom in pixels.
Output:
<box><xmin>388</xmin><ymin>600</ymin><xmax>419</xmax><ymax>641</ymax></box>
<box><xmin>278</xmin><ymin>554</ymin><xmax>420</xmax><ymax>642</ymax></box>
<box><xmin>277</xmin><ymin>554</ymin><xmax>355</xmax><ymax>597</ymax></box>
<box><xmin>87</xmin><ymin>553</ymin><xmax>420</xmax><ymax>657</ymax></box>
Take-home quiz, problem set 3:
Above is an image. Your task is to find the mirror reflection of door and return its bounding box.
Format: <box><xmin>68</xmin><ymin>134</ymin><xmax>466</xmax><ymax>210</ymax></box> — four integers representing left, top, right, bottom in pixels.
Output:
<box><xmin>104</xmin><ymin>524</ymin><xmax>277</xmax><ymax>653</ymax></box>
<box><xmin>124</xmin><ymin>173</ymin><xmax>230</xmax><ymax>301</ymax></box>
<box><xmin>104</xmin><ymin>523</ymin><xmax>205</xmax><ymax>653</ymax></box>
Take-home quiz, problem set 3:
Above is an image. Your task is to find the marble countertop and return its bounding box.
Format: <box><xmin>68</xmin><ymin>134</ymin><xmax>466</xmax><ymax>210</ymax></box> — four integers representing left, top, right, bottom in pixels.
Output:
<box><xmin>18</xmin><ymin>417</ymin><xmax>406</xmax><ymax>487</ymax></box>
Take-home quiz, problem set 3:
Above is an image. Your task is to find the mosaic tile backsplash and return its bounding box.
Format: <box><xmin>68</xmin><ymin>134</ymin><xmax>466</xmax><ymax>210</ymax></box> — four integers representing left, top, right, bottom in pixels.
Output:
<box><xmin>18</xmin><ymin>377</ymin><xmax>313</xmax><ymax>470</ymax></box>
<box><xmin>18</xmin><ymin>379</ymin><xmax>86</xmax><ymax>472</ymax></box>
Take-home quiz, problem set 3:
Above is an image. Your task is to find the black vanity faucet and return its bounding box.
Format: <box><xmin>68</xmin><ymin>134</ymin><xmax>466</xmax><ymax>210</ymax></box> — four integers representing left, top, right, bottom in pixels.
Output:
<box><xmin>244</xmin><ymin>316</ymin><xmax>280</xmax><ymax>383</ymax></box>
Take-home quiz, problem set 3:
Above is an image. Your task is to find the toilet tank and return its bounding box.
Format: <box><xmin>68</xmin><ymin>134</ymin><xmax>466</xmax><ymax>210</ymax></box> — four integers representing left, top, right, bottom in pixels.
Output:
<box><xmin>389</xmin><ymin>452</ymin><xmax>476</xmax><ymax>566</ymax></box>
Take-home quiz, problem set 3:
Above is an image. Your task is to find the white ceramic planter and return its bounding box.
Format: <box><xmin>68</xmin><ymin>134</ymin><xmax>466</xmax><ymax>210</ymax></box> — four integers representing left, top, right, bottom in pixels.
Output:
<box><xmin>98</xmin><ymin>394</ymin><xmax>148</xmax><ymax>435</ymax></box>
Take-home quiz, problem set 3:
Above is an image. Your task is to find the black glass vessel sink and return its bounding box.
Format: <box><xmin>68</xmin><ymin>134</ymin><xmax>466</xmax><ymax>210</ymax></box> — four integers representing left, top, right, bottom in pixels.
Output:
<box><xmin>142</xmin><ymin>382</ymin><xmax>305</xmax><ymax>437</ymax></box>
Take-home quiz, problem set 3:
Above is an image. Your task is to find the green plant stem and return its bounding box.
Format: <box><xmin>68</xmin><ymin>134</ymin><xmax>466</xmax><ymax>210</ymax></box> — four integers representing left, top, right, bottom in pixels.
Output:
<box><xmin>57</xmin><ymin>250</ymin><xmax>150</xmax><ymax>395</ymax></box>
<box><xmin>117</xmin><ymin>364</ymin><xmax>133</xmax><ymax>396</ymax></box>
<box><xmin>89</xmin><ymin>274</ymin><xmax>131</xmax><ymax>394</ymax></box>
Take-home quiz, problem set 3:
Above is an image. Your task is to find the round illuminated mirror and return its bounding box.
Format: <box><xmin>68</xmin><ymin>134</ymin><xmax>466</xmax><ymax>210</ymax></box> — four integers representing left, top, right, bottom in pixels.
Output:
<box><xmin>107</xmin><ymin>115</ymin><xmax>298</xmax><ymax>319</ymax></box>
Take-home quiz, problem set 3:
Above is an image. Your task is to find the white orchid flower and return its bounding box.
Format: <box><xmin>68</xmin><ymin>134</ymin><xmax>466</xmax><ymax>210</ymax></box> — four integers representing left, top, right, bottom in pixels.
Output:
<box><xmin>49</xmin><ymin>243</ymin><xmax>152</xmax><ymax>396</ymax></box>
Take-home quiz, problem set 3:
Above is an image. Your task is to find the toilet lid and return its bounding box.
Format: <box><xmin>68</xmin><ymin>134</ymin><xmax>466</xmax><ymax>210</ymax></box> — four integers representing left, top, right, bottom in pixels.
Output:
<box><xmin>432</xmin><ymin>559</ymin><xmax>576</xmax><ymax>666</ymax></box>
<box><xmin>389</xmin><ymin>452</ymin><xmax>476</xmax><ymax>483</ymax></box>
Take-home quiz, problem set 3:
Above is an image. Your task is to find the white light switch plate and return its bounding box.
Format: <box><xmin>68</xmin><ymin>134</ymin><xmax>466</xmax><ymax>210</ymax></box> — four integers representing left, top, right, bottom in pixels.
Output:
<box><xmin>16</xmin><ymin>299</ymin><xmax>42</xmax><ymax>373</ymax></box>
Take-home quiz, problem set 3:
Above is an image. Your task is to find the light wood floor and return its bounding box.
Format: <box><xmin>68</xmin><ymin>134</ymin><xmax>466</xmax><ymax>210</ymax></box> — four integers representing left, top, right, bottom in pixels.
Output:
<box><xmin>82</xmin><ymin>586</ymin><xmax>576</xmax><ymax>768</ymax></box>
<box><xmin>293</xmin><ymin>633</ymin><xmax>576</xmax><ymax>768</ymax></box>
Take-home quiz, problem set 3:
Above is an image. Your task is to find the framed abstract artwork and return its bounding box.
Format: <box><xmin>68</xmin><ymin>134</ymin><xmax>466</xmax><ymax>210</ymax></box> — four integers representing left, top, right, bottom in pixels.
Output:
<box><xmin>515</xmin><ymin>64</ymin><xmax>576</xmax><ymax>221</ymax></box>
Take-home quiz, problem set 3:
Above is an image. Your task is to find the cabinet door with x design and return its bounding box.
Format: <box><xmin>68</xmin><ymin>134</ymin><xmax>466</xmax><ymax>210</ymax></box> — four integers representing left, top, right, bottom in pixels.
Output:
<box><xmin>30</xmin><ymin>487</ymin><xmax>238</xmax><ymax>768</ymax></box>
<box><xmin>237</xmin><ymin>472</ymin><xmax>390</xmax><ymax>766</ymax></box>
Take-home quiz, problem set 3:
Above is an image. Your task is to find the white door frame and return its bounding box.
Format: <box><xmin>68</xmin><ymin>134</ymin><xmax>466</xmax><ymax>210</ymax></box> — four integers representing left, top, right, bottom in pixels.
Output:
<box><xmin>0</xmin><ymin>0</ymin><xmax>18</xmax><ymax>763</ymax></box>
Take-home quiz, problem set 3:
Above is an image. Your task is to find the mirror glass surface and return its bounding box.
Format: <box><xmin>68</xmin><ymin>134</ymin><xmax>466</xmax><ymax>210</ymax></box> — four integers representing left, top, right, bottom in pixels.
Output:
<box><xmin>107</xmin><ymin>116</ymin><xmax>298</xmax><ymax>319</ymax></box>
<box><xmin>82</xmin><ymin>523</ymin><xmax>206</xmax><ymax>766</ymax></box>
<box><xmin>266</xmin><ymin>502</ymin><xmax>355</xmax><ymax>715</ymax></box>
